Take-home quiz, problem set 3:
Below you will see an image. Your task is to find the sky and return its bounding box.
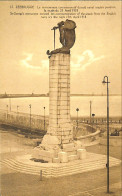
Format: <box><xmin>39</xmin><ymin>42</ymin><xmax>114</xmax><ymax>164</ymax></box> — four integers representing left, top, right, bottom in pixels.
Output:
<box><xmin>0</xmin><ymin>1</ymin><xmax>121</xmax><ymax>95</ymax></box>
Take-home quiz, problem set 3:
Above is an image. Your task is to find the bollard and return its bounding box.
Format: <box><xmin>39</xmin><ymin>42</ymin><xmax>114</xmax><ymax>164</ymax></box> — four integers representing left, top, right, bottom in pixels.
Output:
<box><xmin>40</xmin><ymin>170</ymin><xmax>42</xmax><ymax>181</ymax></box>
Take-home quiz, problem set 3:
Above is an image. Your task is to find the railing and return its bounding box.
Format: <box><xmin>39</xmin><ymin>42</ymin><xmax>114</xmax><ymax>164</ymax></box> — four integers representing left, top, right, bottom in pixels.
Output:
<box><xmin>72</xmin><ymin>117</ymin><xmax>122</xmax><ymax>124</ymax></box>
<box><xmin>0</xmin><ymin>110</ymin><xmax>48</xmax><ymax>131</ymax></box>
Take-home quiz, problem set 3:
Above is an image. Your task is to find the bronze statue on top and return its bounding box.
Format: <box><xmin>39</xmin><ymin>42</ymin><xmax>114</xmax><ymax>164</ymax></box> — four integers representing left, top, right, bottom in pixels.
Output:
<box><xmin>47</xmin><ymin>19</ymin><xmax>76</xmax><ymax>57</ymax></box>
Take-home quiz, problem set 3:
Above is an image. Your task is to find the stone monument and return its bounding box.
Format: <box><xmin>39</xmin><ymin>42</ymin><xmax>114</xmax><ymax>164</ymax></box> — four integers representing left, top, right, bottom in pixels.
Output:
<box><xmin>33</xmin><ymin>20</ymin><xmax>86</xmax><ymax>163</ymax></box>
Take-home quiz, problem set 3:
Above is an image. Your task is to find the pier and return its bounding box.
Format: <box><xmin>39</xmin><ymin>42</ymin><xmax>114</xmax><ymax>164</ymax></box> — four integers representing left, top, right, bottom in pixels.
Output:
<box><xmin>0</xmin><ymin>93</ymin><xmax>120</xmax><ymax>99</ymax></box>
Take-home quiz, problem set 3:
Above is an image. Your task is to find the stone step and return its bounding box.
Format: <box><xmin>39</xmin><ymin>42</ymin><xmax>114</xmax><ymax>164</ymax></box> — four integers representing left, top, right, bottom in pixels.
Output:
<box><xmin>1</xmin><ymin>160</ymin><xmax>57</xmax><ymax>174</ymax></box>
<box><xmin>56</xmin><ymin>159</ymin><xmax>119</xmax><ymax>174</ymax></box>
<box><xmin>50</xmin><ymin>163</ymin><xmax>119</xmax><ymax>177</ymax></box>
<box><xmin>1</xmin><ymin>163</ymin><xmax>51</xmax><ymax>174</ymax></box>
<box><xmin>1</xmin><ymin>156</ymin><xmax>112</xmax><ymax>171</ymax></box>
<box><xmin>2</xmin><ymin>156</ymin><xmax>120</xmax><ymax>171</ymax></box>
<box><xmin>2</xmin><ymin>161</ymin><xmax>40</xmax><ymax>171</ymax></box>
<box><xmin>1</xmin><ymin>161</ymin><xmax>52</xmax><ymax>176</ymax></box>
<box><xmin>48</xmin><ymin>161</ymin><xmax>120</xmax><ymax>175</ymax></box>
<box><xmin>1</xmin><ymin>156</ymin><xmax>121</xmax><ymax>177</ymax></box>
<box><xmin>2</xmin><ymin>159</ymin><xmax>42</xmax><ymax>169</ymax></box>
<box><xmin>13</xmin><ymin>159</ymin><xmax>119</xmax><ymax>178</ymax></box>
<box><xmin>2</xmin><ymin>155</ymin><xmax>120</xmax><ymax>167</ymax></box>
<box><xmin>1</xmin><ymin>163</ymin><xmax>119</xmax><ymax>177</ymax></box>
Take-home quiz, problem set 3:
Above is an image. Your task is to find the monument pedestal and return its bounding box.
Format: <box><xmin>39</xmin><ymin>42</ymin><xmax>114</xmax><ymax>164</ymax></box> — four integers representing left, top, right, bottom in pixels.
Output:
<box><xmin>47</xmin><ymin>53</ymin><xmax>73</xmax><ymax>146</ymax></box>
<box><xmin>32</xmin><ymin>53</ymin><xmax>86</xmax><ymax>163</ymax></box>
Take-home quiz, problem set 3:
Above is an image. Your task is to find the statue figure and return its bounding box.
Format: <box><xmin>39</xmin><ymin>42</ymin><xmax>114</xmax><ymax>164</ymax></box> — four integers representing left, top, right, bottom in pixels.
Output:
<box><xmin>47</xmin><ymin>19</ymin><xmax>76</xmax><ymax>56</ymax></box>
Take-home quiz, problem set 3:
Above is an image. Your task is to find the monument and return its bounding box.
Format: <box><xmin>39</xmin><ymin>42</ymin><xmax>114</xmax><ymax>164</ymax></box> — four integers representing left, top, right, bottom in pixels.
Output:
<box><xmin>33</xmin><ymin>20</ymin><xmax>86</xmax><ymax>163</ymax></box>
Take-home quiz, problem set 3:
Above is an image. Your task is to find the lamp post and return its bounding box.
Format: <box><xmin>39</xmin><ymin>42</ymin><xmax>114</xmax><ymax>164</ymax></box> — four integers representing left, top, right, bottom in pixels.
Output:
<box><xmin>29</xmin><ymin>104</ymin><xmax>31</xmax><ymax>130</ymax></box>
<box><xmin>16</xmin><ymin>105</ymin><xmax>19</xmax><ymax>121</ymax></box>
<box><xmin>17</xmin><ymin>105</ymin><xmax>19</xmax><ymax>114</ymax></box>
<box><xmin>6</xmin><ymin>104</ymin><xmax>8</xmax><ymax>120</ymax></box>
<box><xmin>92</xmin><ymin>113</ymin><xmax>95</xmax><ymax>132</ymax></box>
<box><xmin>44</xmin><ymin>107</ymin><xmax>45</xmax><ymax>131</ymax></box>
<box><xmin>102</xmin><ymin>75</ymin><xmax>110</xmax><ymax>193</ymax></box>
<box><xmin>90</xmin><ymin>101</ymin><xmax>92</xmax><ymax>124</ymax></box>
<box><xmin>76</xmin><ymin>108</ymin><xmax>79</xmax><ymax>136</ymax></box>
<box><xmin>9</xmin><ymin>98</ymin><xmax>11</xmax><ymax>112</ymax></box>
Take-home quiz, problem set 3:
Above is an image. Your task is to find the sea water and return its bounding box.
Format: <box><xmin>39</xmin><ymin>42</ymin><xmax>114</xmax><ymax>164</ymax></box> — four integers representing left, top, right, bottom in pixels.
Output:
<box><xmin>0</xmin><ymin>96</ymin><xmax>121</xmax><ymax>117</ymax></box>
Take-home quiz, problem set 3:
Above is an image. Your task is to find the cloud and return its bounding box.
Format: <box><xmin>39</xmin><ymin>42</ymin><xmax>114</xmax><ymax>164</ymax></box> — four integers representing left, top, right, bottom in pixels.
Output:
<box><xmin>71</xmin><ymin>50</ymin><xmax>105</xmax><ymax>70</ymax></box>
<box><xmin>41</xmin><ymin>59</ymin><xmax>49</xmax><ymax>70</ymax></box>
<box><xmin>20</xmin><ymin>53</ymin><xmax>41</xmax><ymax>70</ymax></box>
<box><xmin>20</xmin><ymin>53</ymin><xmax>48</xmax><ymax>71</ymax></box>
<box><xmin>20</xmin><ymin>50</ymin><xmax>104</xmax><ymax>73</ymax></box>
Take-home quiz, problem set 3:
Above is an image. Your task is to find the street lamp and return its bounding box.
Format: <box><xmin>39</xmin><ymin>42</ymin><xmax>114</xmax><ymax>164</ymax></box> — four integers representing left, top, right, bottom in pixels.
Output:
<box><xmin>75</xmin><ymin>108</ymin><xmax>79</xmax><ymax>137</ymax></box>
<box><xmin>92</xmin><ymin>113</ymin><xmax>95</xmax><ymax>132</ymax></box>
<box><xmin>43</xmin><ymin>107</ymin><xmax>45</xmax><ymax>131</ymax></box>
<box><xmin>29</xmin><ymin>104</ymin><xmax>31</xmax><ymax>130</ymax></box>
<box><xmin>17</xmin><ymin>105</ymin><xmax>19</xmax><ymax>114</ymax></box>
<box><xmin>90</xmin><ymin>101</ymin><xmax>92</xmax><ymax>124</ymax></box>
<box><xmin>6</xmin><ymin>104</ymin><xmax>8</xmax><ymax>119</ymax></box>
<box><xmin>9</xmin><ymin>98</ymin><xmax>11</xmax><ymax>112</ymax></box>
<box><xmin>102</xmin><ymin>75</ymin><xmax>110</xmax><ymax>193</ymax></box>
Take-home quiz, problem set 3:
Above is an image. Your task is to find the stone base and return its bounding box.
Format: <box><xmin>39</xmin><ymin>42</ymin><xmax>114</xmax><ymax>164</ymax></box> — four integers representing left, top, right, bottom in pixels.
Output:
<box><xmin>41</xmin><ymin>135</ymin><xmax>61</xmax><ymax>146</ymax></box>
<box><xmin>32</xmin><ymin>140</ymin><xmax>87</xmax><ymax>163</ymax></box>
<box><xmin>2</xmin><ymin>153</ymin><xmax>121</xmax><ymax>178</ymax></box>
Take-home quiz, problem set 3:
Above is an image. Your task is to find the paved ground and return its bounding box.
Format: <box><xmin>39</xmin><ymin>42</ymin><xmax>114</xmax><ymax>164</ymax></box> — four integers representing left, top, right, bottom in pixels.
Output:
<box><xmin>1</xmin><ymin>164</ymin><xmax>121</xmax><ymax>196</ymax></box>
<box><xmin>0</xmin><ymin>129</ymin><xmax>121</xmax><ymax>196</ymax></box>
